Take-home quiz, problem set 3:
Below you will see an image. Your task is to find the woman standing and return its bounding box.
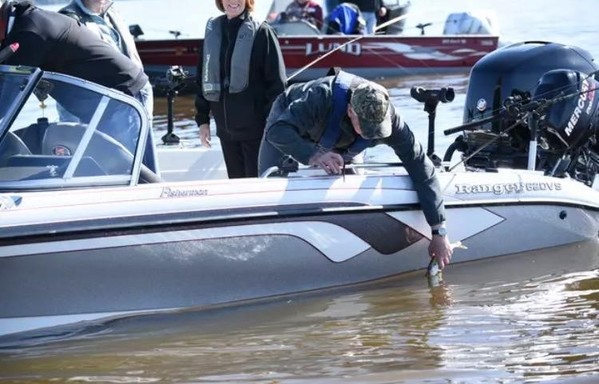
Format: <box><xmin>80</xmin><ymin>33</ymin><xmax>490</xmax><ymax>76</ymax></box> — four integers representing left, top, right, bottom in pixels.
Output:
<box><xmin>195</xmin><ymin>0</ymin><xmax>286</xmax><ymax>178</ymax></box>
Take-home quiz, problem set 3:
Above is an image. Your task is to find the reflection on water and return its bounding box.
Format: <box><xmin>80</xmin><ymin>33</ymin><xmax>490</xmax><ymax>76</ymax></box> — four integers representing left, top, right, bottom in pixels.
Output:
<box><xmin>1</xmin><ymin>241</ymin><xmax>598</xmax><ymax>383</ymax></box>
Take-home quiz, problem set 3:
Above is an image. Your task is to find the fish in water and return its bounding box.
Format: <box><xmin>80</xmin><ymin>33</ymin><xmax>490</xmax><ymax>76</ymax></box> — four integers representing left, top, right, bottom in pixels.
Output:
<box><xmin>426</xmin><ymin>241</ymin><xmax>467</xmax><ymax>287</ymax></box>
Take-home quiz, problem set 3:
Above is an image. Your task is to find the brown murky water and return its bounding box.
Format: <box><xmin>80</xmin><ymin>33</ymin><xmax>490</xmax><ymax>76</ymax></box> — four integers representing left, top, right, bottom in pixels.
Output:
<box><xmin>3</xmin><ymin>47</ymin><xmax>598</xmax><ymax>384</ymax></box>
<box><xmin>3</xmin><ymin>55</ymin><xmax>598</xmax><ymax>384</ymax></box>
<box><xmin>1</xmin><ymin>241</ymin><xmax>598</xmax><ymax>383</ymax></box>
<box><xmin>6</xmin><ymin>1</ymin><xmax>598</xmax><ymax>383</ymax></box>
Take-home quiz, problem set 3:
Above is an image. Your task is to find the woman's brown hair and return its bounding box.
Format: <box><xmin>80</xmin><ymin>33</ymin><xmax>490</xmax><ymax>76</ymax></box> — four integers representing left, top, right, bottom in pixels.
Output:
<box><xmin>215</xmin><ymin>0</ymin><xmax>255</xmax><ymax>13</ymax></box>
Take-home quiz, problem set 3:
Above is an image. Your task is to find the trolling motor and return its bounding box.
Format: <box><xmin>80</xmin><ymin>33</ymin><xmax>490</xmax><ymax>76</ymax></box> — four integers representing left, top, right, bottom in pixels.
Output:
<box><xmin>415</xmin><ymin>22</ymin><xmax>432</xmax><ymax>35</ymax></box>
<box><xmin>128</xmin><ymin>24</ymin><xmax>144</xmax><ymax>39</ymax></box>
<box><xmin>169</xmin><ymin>30</ymin><xmax>182</xmax><ymax>39</ymax></box>
<box><xmin>161</xmin><ymin>65</ymin><xmax>188</xmax><ymax>145</ymax></box>
<box><xmin>410</xmin><ymin>86</ymin><xmax>455</xmax><ymax>166</ymax></box>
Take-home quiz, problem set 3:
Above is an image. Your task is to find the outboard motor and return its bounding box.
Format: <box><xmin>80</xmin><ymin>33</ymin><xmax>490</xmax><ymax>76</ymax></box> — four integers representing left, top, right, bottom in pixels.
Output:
<box><xmin>532</xmin><ymin>69</ymin><xmax>599</xmax><ymax>185</ymax></box>
<box><xmin>533</xmin><ymin>69</ymin><xmax>599</xmax><ymax>150</ymax></box>
<box><xmin>443</xmin><ymin>11</ymin><xmax>498</xmax><ymax>35</ymax></box>
<box><xmin>445</xmin><ymin>41</ymin><xmax>599</xmax><ymax>171</ymax></box>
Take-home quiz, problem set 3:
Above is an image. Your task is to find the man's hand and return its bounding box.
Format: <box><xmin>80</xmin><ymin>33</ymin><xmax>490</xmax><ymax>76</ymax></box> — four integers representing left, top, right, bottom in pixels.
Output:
<box><xmin>199</xmin><ymin>123</ymin><xmax>211</xmax><ymax>148</ymax></box>
<box><xmin>428</xmin><ymin>235</ymin><xmax>453</xmax><ymax>269</ymax></box>
<box><xmin>308</xmin><ymin>150</ymin><xmax>344</xmax><ymax>175</ymax></box>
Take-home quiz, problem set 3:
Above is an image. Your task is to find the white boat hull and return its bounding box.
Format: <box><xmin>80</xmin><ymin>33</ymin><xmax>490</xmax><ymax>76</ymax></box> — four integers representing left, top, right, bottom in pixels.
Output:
<box><xmin>1</xmin><ymin>171</ymin><xmax>598</xmax><ymax>339</ymax></box>
<box><xmin>0</xmin><ymin>64</ymin><xmax>597</xmax><ymax>341</ymax></box>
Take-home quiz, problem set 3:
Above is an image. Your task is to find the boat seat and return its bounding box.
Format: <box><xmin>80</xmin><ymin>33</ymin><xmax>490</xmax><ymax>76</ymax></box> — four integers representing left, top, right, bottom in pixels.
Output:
<box><xmin>41</xmin><ymin>122</ymin><xmax>134</xmax><ymax>176</ymax></box>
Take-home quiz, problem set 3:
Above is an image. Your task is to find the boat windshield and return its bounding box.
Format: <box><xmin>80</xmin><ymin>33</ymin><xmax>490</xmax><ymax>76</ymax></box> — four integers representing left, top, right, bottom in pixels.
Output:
<box><xmin>0</xmin><ymin>66</ymin><xmax>148</xmax><ymax>191</ymax></box>
<box><xmin>0</xmin><ymin>66</ymin><xmax>40</xmax><ymax>128</ymax></box>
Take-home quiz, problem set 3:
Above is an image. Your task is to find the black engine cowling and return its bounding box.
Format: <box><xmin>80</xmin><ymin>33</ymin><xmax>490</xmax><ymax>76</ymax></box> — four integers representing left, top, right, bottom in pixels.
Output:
<box><xmin>446</xmin><ymin>41</ymin><xmax>599</xmax><ymax>184</ymax></box>
<box><xmin>533</xmin><ymin>69</ymin><xmax>599</xmax><ymax>150</ymax></box>
<box><xmin>462</xmin><ymin>41</ymin><xmax>598</xmax><ymax>132</ymax></box>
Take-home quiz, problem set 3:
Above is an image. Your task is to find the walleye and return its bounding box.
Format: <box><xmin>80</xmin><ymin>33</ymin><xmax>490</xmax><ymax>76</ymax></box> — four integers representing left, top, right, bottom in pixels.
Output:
<box><xmin>426</xmin><ymin>241</ymin><xmax>467</xmax><ymax>287</ymax></box>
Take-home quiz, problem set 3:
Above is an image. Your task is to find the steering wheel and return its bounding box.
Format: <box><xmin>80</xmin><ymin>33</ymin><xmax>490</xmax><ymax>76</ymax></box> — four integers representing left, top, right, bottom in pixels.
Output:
<box><xmin>0</xmin><ymin>132</ymin><xmax>32</xmax><ymax>167</ymax></box>
<box><xmin>41</xmin><ymin>123</ymin><xmax>161</xmax><ymax>182</ymax></box>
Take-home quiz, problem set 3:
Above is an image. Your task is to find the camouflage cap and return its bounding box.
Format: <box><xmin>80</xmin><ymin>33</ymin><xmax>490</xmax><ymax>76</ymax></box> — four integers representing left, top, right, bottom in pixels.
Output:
<box><xmin>350</xmin><ymin>82</ymin><xmax>392</xmax><ymax>139</ymax></box>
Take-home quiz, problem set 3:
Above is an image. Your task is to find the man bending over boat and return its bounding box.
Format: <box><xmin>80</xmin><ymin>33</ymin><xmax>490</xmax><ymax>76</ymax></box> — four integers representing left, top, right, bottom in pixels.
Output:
<box><xmin>258</xmin><ymin>69</ymin><xmax>453</xmax><ymax>267</ymax></box>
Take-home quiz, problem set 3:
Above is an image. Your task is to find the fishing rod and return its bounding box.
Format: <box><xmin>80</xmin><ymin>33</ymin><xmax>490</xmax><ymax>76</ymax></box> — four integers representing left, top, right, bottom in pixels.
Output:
<box><xmin>446</xmin><ymin>117</ymin><xmax>524</xmax><ymax>172</ymax></box>
<box><xmin>287</xmin><ymin>12</ymin><xmax>412</xmax><ymax>82</ymax></box>
<box><xmin>444</xmin><ymin>80</ymin><xmax>599</xmax><ymax>172</ymax></box>
<box><xmin>444</xmin><ymin>70</ymin><xmax>599</xmax><ymax>137</ymax></box>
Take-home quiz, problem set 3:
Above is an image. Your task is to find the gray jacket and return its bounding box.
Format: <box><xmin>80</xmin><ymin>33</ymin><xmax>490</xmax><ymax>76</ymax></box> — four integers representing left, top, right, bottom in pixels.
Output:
<box><xmin>59</xmin><ymin>0</ymin><xmax>143</xmax><ymax>69</ymax></box>
<box><xmin>265</xmin><ymin>74</ymin><xmax>446</xmax><ymax>226</ymax></box>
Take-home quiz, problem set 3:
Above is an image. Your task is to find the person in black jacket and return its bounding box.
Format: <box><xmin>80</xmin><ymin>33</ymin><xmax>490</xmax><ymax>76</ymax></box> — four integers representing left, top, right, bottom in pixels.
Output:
<box><xmin>195</xmin><ymin>0</ymin><xmax>286</xmax><ymax>179</ymax></box>
<box><xmin>0</xmin><ymin>0</ymin><xmax>158</xmax><ymax>172</ymax></box>
<box><xmin>0</xmin><ymin>0</ymin><xmax>148</xmax><ymax>103</ymax></box>
<box><xmin>59</xmin><ymin>0</ymin><xmax>144</xmax><ymax>71</ymax></box>
<box><xmin>58</xmin><ymin>0</ymin><xmax>151</xmax><ymax>115</ymax></box>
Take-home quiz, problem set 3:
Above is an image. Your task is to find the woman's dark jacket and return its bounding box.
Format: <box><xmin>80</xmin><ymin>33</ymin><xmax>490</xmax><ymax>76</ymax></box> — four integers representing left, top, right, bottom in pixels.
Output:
<box><xmin>194</xmin><ymin>12</ymin><xmax>286</xmax><ymax>141</ymax></box>
<box><xmin>1</xmin><ymin>0</ymin><xmax>148</xmax><ymax>96</ymax></box>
